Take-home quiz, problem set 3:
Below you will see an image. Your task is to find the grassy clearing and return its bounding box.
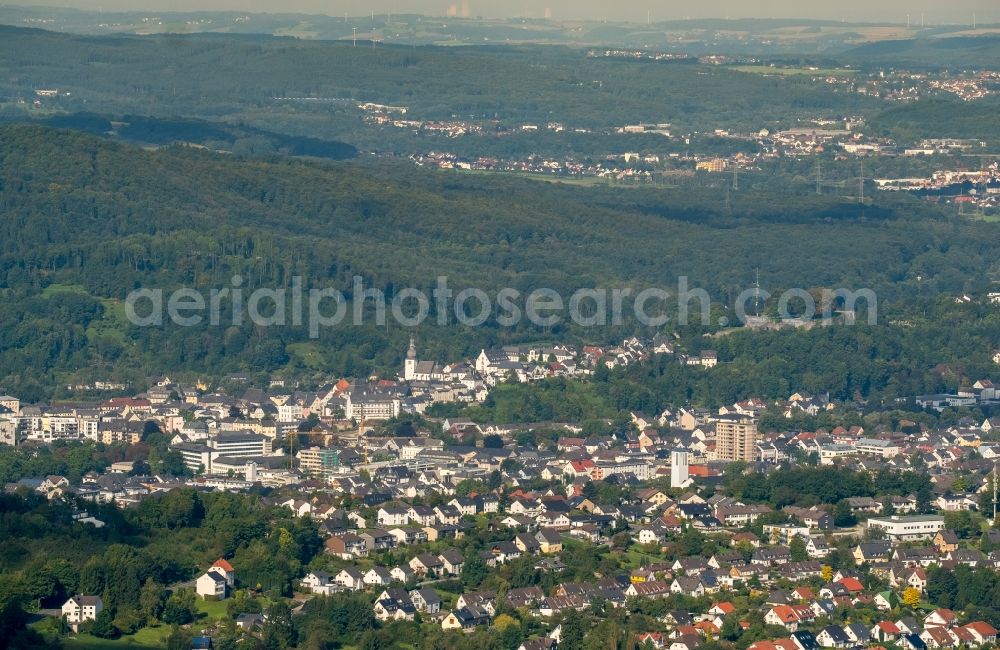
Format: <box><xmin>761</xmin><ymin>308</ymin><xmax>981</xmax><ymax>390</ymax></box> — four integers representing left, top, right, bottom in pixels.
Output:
<box><xmin>456</xmin><ymin>168</ymin><xmax>629</xmax><ymax>187</ymax></box>
<box><xmin>620</xmin><ymin>547</ymin><xmax>666</xmax><ymax>570</ymax></box>
<box><xmin>38</xmin><ymin>282</ymin><xmax>131</xmax><ymax>342</ymax></box>
<box><xmin>286</xmin><ymin>341</ymin><xmax>328</xmax><ymax>370</ymax></box>
<box><xmin>62</xmin><ymin>625</ymin><xmax>170</xmax><ymax>649</ymax></box>
<box><xmin>730</xmin><ymin>65</ymin><xmax>857</xmax><ymax>77</ymax></box>
<box><xmin>40</xmin><ymin>283</ymin><xmax>91</xmax><ymax>297</ymax></box>
<box><xmin>194</xmin><ymin>596</ymin><xmax>230</xmax><ymax>622</ymax></box>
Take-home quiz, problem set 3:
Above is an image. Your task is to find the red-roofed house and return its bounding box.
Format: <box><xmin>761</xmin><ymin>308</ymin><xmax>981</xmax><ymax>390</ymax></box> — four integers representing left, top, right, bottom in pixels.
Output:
<box><xmin>962</xmin><ymin>622</ymin><xmax>998</xmax><ymax>646</ymax></box>
<box><xmin>765</xmin><ymin>605</ymin><xmax>801</xmax><ymax>631</ymax></box>
<box><xmin>872</xmin><ymin>622</ymin><xmax>901</xmax><ymax>643</ymax></box>
<box><xmin>563</xmin><ymin>460</ymin><xmax>596</xmax><ymax>480</ymax></box>
<box><xmin>694</xmin><ymin>620</ymin><xmax>720</xmax><ymax>636</ymax></box>
<box><xmin>952</xmin><ymin>627</ymin><xmax>976</xmax><ymax>646</ymax></box>
<box><xmin>924</xmin><ymin>609</ymin><xmax>956</xmax><ymax>628</ymax></box>
<box><xmin>637</xmin><ymin>633</ymin><xmax>667</xmax><ymax>648</ymax></box>
<box><xmin>921</xmin><ymin>627</ymin><xmax>957</xmax><ymax>649</ymax></box>
<box><xmin>747</xmin><ymin>640</ymin><xmax>779</xmax><ymax>650</ymax></box>
<box><xmin>672</xmin><ymin>626</ymin><xmax>700</xmax><ymax>640</ymax></box>
<box><xmin>709</xmin><ymin>602</ymin><xmax>736</xmax><ymax>616</ymax></box>
<box><xmin>837</xmin><ymin>577</ymin><xmax>864</xmax><ymax>593</ymax></box>
<box><xmin>211</xmin><ymin>558</ymin><xmax>235</xmax><ymax>586</ymax></box>
<box><xmin>792</xmin><ymin>587</ymin><xmax>815</xmax><ymax>601</ymax></box>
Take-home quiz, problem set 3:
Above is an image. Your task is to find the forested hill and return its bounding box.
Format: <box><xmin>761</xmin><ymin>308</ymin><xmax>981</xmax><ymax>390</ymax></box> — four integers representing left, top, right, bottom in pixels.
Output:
<box><xmin>840</xmin><ymin>36</ymin><xmax>1000</xmax><ymax>68</ymax></box>
<box><xmin>0</xmin><ymin>124</ymin><xmax>998</xmax><ymax>399</ymax></box>
<box><xmin>0</xmin><ymin>25</ymin><xmax>878</xmax><ymax>132</ymax></box>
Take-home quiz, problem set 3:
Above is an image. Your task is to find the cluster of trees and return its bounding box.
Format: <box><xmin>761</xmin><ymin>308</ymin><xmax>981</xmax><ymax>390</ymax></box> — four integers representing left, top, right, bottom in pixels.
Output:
<box><xmin>0</xmin><ymin>485</ymin><xmax>323</xmax><ymax>642</ymax></box>
<box><xmin>927</xmin><ymin>565</ymin><xmax>1000</xmax><ymax>627</ymax></box>
<box><xmin>0</xmin><ymin>442</ymin><xmax>112</xmax><ymax>485</ymax></box>
<box><xmin>0</xmin><ymin>436</ymin><xmax>186</xmax><ymax>487</ymax></box>
<box><xmin>721</xmin><ymin>464</ymin><xmax>933</xmax><ymax>510</ymax></box>
<box><xmin>869</xmin><ymin>98</ymin><xmax>1000</xmax><ymax>145</ymax></box>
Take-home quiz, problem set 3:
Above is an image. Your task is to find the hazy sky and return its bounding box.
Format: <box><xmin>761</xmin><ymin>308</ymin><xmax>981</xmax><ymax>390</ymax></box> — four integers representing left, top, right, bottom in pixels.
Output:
<box><xmin>16</xmin><ymin>0</ymin><xmax>1000</xmax><ymax>24</ymax></box>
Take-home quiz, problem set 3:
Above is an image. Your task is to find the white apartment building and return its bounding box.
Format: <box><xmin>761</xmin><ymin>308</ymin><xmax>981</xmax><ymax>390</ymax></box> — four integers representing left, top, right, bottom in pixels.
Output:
<box><xmin>865</xmin><ymin>515</ymin><xmax>945</xmax><ymax>542</ymax></box>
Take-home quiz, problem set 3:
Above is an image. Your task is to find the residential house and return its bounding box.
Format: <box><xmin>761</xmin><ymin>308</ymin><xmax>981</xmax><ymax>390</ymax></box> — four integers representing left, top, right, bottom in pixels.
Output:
<box><xmin>439</xmin><ymin>549</ymin><xmax>465</xmax><ymax>576</ymax></box>
<box><xmin>933</xmin><ymin>531</ymin><xmax>960</xmax><ymax>554</ymax></box>
<box><xmin>506</xmin><ymin>586</ymin><xmax>545</xmax><ymax>609</ymax></box>
<box><xmin>536</xmin><ymin>528</ymin><xmax>563</xmax><ymax>554</ymax></box>
<box><xmin>390</xmin><ymin>566</ymin><xmax>416</xmax><ymax>584</ymax></box>
<box><xmin>410</xmin><ymin>588</ymin><xmax>442</xmax><ymax>613</ymax></box>
<box><xmin>377</xmin><ymin>504</ymin><xmax>410</xmax><ymax>527</ymax></box>
<box><xmin>817</xmin><ymin>625</ymin><xmax>851</xmax><ymax>648</ymax></box>
<box><xmin>302</xmin><ymin>571</ymin><xmax>338</xmax><ymax>595</ymax></box>
<box><xmin>924</xmin><ymin>609</ymin><xmax>957</xmax><ymax>629</ymax></box>
<box><xmin>62</xmin><ymin>595</ymin><xmax>103</xmax><ymax>626</ymax></box>
<box><xmin>854</xmin><ymin>542</ymin><xmax>892</xmax><ymax>565</ymax></box>
<box><xmin>325</xmin><ymin>533</ymin><xmax>369</xmax><ymax>559</ymax></box>
<box><xmin>872</xmin><ymin>621</ymin><xmax>902</xmax><ymax>643</ymax></box>
<box><xmin>363</xmin><ymin>567</ymin><xmax>393</xmax><ymax>587</ymax></box>
<box><xmin>961</xmin><ymin>621</ymin><xmax>998</xmax><ymax>646</ymax></box>
<box><xmin>196</xmin><ymin>569</ymin><xmax>228</xmax><ymax>600</ymax></box>
<box><xmin>409</xmin><ymin>553</ymin><xmax>444</xmax><ymax>578</ymax></box>
<box><xmin>334</xmin><ymin>568</ymin><xmax>365</xmax><ymax>591</ymax></box>
<box><xmin>921</xmin><ymin>627</ymin><xmax>958</xmax><ymax>649</ymax></box>
<box><xmin>441</xmin><ymin>604</ymin><xmax>492</xmax><ymax>631</ymax></box>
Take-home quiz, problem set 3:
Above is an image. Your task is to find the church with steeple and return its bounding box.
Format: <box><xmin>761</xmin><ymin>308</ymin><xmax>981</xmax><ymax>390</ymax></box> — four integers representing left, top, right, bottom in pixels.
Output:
<box><xmin>402</xmin><ymin>338</ymin><xmax>446</xmax><ymax>382</ymax></box>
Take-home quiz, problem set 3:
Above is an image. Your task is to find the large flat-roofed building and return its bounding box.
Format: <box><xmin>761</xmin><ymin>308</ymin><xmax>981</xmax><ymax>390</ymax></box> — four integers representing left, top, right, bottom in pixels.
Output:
<box><xmin>341</xmin><ymin>386</ymin><xmax>402</xmax><ymax>421</ymax></box>
<box><xmin>854</xmin><ymin>438</ymin><xmax>900</xmax><ymax>458</ymax></box>
<box><xmin>865</xmin><ymin>515</ymin><xmax>945</xmax><ymax>542</ymax></box>
<box><xmin>207</xmin><ymin>430</ymin><xmax>272</xmax><ymax>457</ymax></box>
<box><xmin>173</xmin><ymin>430</ymin><xmax>272</xmax><ymax>473</ymax></box>
<box><xmin>715</xmin><ymin>415</ymin><xmax>758</xmax><ymax>462</ymax></box>
<box><xmin>297</xmin><ymin>447</ymin><xmax>344</xmax><ymax>478</ymax></box>
<box><xmin>173</xmin><ymin>442</ymin><xmax>214</xmax><ymax>474</ymax></box>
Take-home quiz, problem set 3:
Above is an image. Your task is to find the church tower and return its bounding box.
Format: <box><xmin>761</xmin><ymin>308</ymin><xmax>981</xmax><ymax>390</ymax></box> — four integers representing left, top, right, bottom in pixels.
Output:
<box><xmin>404</xmin><ymin>337</ymin><xmax>417</xmax><ymax>381</ymax></box>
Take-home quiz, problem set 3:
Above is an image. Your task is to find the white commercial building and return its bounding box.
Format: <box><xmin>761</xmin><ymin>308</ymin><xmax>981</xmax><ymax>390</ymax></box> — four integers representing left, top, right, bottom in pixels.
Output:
<box><xmin>670</xmin><ymin>449</ymin><xmax>691</xmax><ymax>488</ymax></box>
<box><xmin>173</xmin><ymin>430</ymin><xmax>272</xmax><ymax>473</ymax></box>
<box><xmin>865</xmin><ymin>515</ymin><xmax>945</xmax><ymax>542</ymax></box>
<box><xmin>854</xmin><ymin>438</ymin><xmax>900</xmax><ymax>458</ymax></box>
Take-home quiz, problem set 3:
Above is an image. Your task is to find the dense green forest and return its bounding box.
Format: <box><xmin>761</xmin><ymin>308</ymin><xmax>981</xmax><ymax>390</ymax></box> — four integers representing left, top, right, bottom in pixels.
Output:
<box><xmin>868</xmin><ymin>99</ymin><xmax>1000</xmax><ymax>143</ymax></box>
<box><xmin>841</xmin><ymin>36</ymin><xmax>1000</xmax><ymax>68</ymax></box>
<box><xmin>1</xmin><ymin>26</ymin><xmax>997</xmax><ymax>163</ymax></box>
<box><xmin>0</xmin><ymin>25</ymin><xmax>879</xmax><ymax>135</ymax></box>
<box><xmin>0</xmin><ymin>125</ymin><xmax>998</xmax><ymax>401</ymax></box>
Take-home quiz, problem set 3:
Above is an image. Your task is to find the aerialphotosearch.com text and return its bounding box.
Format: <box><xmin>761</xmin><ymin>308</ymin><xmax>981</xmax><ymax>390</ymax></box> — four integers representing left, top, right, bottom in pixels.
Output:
<box><xmin>124</xmin><ymin>275</ymin><xmax>877</xmax><ymax>338</ymax></box>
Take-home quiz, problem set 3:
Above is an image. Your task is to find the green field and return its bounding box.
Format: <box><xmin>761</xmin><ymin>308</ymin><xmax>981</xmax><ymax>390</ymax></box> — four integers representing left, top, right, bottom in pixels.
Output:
<box><xmin>194</xmin><ymin>597</ymin><xmax>230</xmax><ymax>621</ymax></box>
<box><xmin>61</xmin><ymin>625</ymin><xmax>170</xmax><ymax>649</ymax></box>
<box><xmin>456</xmin><ymin>168</ymin><xmax>616</xmax><ymax>187</ymax></box>
<box><xmin>52</xmin><ymin>598</ymin><xmax>229</xmax><ymax>649</ymax></box>
<box><xmin>39</xmin><ymin>283</ymin><xmax>91</xmax><ymax>297</ymax></box>
<box><xmin>620</xmin><ymin>547</ymin><xmax>666</xmax><ymax>570</ymax></box>
<box><xmin>730</xmin><ymin>65</ymin><xmax>857</xmax><ymax>76</ymax></box>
